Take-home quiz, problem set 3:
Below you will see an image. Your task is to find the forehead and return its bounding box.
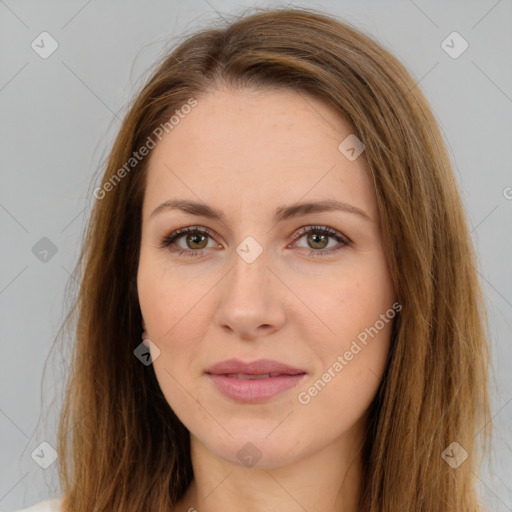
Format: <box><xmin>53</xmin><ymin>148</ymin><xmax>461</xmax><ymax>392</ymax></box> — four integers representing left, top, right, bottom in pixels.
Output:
<box><xmin>143</xmin><ymin>87</ymin><xmax>376</xmax><ymax>222</ymax></box>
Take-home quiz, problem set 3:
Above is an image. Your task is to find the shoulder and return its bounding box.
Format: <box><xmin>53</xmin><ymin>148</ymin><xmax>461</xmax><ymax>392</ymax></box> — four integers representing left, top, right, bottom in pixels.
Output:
<box><xmin>13</xmin><ymin>497</ymin><xmax>63</xmax><ymax>512</ymax></box>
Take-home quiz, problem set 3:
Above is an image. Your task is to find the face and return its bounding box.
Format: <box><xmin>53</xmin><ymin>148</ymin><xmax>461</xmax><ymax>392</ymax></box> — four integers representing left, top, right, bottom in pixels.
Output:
<box><xmin>137</xmin><ymin>86</ymin><xmax>397</xmax><ymax>469</ymax></box>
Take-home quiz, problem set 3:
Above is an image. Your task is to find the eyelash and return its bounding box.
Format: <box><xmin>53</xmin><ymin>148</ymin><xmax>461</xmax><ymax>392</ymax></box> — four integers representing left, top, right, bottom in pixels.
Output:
<box><xmin>159</xmin><ymin>225</ymin><xmax>350</xmax><ymax>258</ymax></box>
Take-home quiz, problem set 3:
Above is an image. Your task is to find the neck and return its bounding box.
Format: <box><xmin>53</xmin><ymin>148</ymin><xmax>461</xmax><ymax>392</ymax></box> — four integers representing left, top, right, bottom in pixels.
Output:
<box><xmin>174</xmin><ymin>427</ymin><xmax>365</xmax><ymax>512</ymax></box>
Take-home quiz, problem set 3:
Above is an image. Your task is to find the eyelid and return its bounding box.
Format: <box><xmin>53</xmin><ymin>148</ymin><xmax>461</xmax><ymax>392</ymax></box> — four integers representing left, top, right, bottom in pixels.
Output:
<box><xmin>159</xmin><ymin>226</ymin><xmax>218</xmax><ymax>248</ymax></box>
<box><xmin>291</xmin><ymin>225</ymin><xmax>351</xmax><ymax>245</ymax></box>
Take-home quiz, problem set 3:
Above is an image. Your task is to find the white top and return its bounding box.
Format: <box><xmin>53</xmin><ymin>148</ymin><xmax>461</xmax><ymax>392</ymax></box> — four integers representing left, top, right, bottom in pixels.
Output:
<box><xmin>14</xmin><ymin>497</ymin><xmax>63</xmax><ymax>512</ymax></box>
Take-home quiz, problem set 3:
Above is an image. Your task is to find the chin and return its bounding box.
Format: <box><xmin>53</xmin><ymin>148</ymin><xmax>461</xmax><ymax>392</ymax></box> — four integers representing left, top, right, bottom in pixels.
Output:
<box><xmin>201</xmin><ymin>430</ymin><xmax>306</xmax><ymax>470</ymax></box>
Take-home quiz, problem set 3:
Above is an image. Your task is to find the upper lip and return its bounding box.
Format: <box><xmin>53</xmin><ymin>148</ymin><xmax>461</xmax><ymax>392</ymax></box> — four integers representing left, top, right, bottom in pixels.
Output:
<box><xmin>205</xmin><ymin>358</ymin><xmax>307</xmax><ymax>376</ymax></box>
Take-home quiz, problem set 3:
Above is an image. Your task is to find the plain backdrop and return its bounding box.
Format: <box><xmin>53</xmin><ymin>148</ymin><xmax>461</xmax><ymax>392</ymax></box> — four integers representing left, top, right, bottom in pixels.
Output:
<box><xmin>1</xmin><ymin>0</ymin><xmax>511</xmax><ymax>510</ymax></box>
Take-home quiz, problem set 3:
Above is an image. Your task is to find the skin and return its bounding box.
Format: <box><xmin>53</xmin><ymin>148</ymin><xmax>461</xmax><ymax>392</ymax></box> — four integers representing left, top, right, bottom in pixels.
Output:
<box><xmin>137</xmin><ymin>86</ymin><xmax>397</xmax><ymax>512</ymax></box>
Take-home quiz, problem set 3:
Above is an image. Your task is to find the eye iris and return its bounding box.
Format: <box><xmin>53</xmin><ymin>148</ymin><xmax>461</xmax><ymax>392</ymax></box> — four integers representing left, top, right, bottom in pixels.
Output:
<box><xmin>186</xmin><ymin>233</ymin><xmax>208</xmax><ymax>249</ymax></box>
<box><xmin>308</xmin><ymin>233</ymin><xmax>328</xmax><ymax>249</ymax></box>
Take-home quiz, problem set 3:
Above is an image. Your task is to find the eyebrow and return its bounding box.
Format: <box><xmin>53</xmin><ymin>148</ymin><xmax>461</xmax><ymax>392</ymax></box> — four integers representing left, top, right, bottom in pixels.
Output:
<box><xmin>150</xmin><ymin>199</ymin><xmax>372</xmax><ymax>222</ymax></box>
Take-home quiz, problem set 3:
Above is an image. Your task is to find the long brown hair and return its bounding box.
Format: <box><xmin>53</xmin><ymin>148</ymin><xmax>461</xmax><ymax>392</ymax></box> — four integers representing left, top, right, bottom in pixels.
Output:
<box><xmin>52</xmin><ymin>7</ymin><xmax>492</xmax><ymax>511</ymax></box>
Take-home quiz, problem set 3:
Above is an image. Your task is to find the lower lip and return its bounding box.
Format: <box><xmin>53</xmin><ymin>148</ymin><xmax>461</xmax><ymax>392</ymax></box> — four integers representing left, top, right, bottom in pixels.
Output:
<box><xmin>207</xmin><ymin>373</ymin><xmax>306</xmax><ymax>403</ymax></box>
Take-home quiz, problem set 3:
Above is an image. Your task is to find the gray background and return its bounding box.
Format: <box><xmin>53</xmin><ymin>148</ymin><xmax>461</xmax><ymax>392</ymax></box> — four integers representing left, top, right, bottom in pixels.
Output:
<box><xmin>1</xmin><ymin>0</ymin><xmax>511</xmax><ymax>510</ymax></box>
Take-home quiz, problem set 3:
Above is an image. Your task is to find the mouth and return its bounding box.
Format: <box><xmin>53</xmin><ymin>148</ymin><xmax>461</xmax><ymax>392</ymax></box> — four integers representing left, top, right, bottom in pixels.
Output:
<box><xmin>205</xmin><ymin>357</ymin><xmax>306</xmax><ymax>376</ymax></box>
<box><xmin>205</xmin><ymin>359</ymin><xmax>307</xmax><ymax>403</ymax></box>
<box><xmin>219</xmin><ymin>372</ymin><xmax>300</xmax><ymax>379</ymax></box>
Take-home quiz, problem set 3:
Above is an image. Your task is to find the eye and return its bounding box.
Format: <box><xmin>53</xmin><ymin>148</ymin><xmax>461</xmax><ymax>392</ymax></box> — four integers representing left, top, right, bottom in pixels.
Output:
<box><xmin>159</xmin><ymin>226</ymin><xmax>218</xmax><ymax>258</ymax></box>
<box><xmin>159</xmin><ymin>225</ymin><xmax>350</xmax><ymax>258</ymax></box>
<box><xmin>292</xmin><ymin>225</ymin><xmax>350</xmax><ymax>257</ymax></box>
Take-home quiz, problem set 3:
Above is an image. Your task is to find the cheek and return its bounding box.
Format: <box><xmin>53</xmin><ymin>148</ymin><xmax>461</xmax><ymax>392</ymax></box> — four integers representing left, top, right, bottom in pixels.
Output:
<box><xmin>137</xmin><ymin>253</ymin><xmax>205</xmax><ymax>342</ymax></box>
<box><xmin>295</xmin><ymin>256</ymin><xmax>394</xmax><ymax>406</ymax></box>
<box><xmin>137</xmin><ymin>256</ymin><xmax>210</xmax><ymax>383</ymax></box>
<box><xmin>296</xmin><ymin>317</ymin><xmax>392</xmax><ymax>437</ymax></box>
<box><xmin>307</xmin><ymin>257</ymin><xmax>395</xmax><ymax>345</ymax></box>
<box><xmin>138</xmin><ymin>268</ymin><xmax>207</xmax><ymax>427</ymax></box>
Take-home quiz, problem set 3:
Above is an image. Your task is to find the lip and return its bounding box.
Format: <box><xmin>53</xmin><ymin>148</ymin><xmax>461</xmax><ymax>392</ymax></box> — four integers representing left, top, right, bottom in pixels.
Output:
<box><xmin>205</xmin><ymin>358</ymin><xmax>306</xmax><ymax>376</ymax></box>
<box><xmin>205</xmin><ymin>358</ymin><xmax>307</xmax><ymax>403</ymax></box>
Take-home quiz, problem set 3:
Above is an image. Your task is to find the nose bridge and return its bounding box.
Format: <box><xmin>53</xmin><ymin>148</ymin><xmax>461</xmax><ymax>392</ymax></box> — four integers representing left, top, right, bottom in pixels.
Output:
<box><xmin>228</xmin><ymin>235</ymin><xmax>271</xmax><ymax>301</ymax></box>
<box><xmin>214</xmin><ymin>235</ymin><xmax>286</xmax><ymax>336</ymax></box>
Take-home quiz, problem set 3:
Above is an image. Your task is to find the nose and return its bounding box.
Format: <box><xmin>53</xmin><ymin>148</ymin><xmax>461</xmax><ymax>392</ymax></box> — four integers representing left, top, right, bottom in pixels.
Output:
<box><xmin>213</xmin><ymin>244</ymin><xmax>287</xmax><ymax>340</ymax></box>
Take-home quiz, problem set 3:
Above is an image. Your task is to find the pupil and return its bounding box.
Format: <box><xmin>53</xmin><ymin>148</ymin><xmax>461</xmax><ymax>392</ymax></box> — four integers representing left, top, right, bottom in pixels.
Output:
<box><xmin>310</xmin><ymin>233</ymin><xmax>327</xmax><ymax>249</ymax></box>
<box><xmin>189</xmin><ymin>234</ymin><xmax>206</xmax><ymax>248</ymax></box>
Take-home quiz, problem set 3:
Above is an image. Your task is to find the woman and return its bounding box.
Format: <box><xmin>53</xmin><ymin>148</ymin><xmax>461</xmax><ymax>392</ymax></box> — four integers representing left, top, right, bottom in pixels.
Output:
<box><xmin>19</xmin><ymin>6</ymin><xmax>491</xmax><ymax>512</ymax></box>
